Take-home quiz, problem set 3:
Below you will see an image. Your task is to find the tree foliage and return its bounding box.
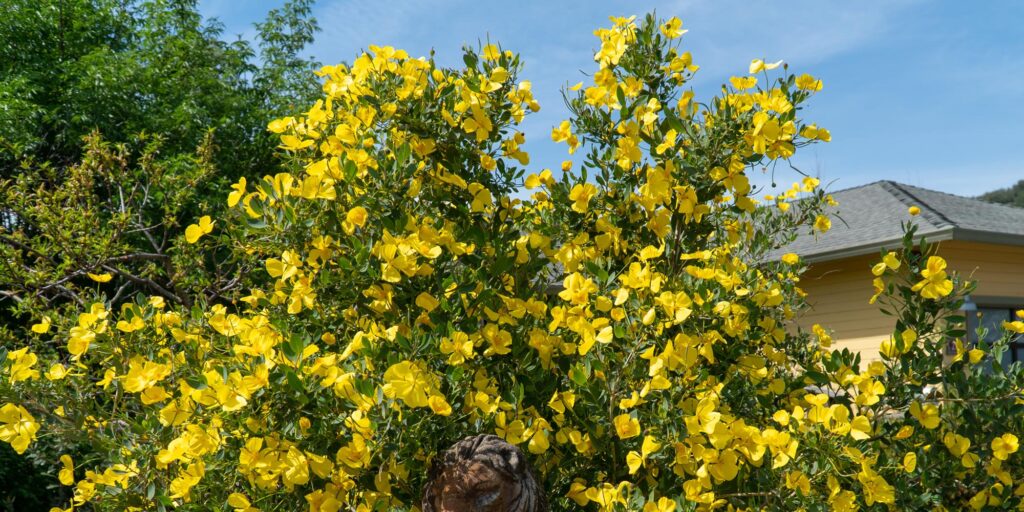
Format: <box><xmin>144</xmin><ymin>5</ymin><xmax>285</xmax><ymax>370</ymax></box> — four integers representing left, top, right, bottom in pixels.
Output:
<box><xmin>0</xmin><ymin>0</ymin><xmax>320</xmax><ymax>179</ymax></box>
<box><xmin>0</xmin><ymin>0</ymin><xmax>320</xmax><ymax>328</ymax></box>
<box><xmin>2</xmin><ymin>12</ymin><xmax>1024</xmax><ymax>512</ymax></box>
<box><xmin>979</xmin><ymin>179</ymin><xmax>1024</xmax><ymax>208</ymax></box>
<box><xmin>0</xmin><ymin>1</ymin><xmax>320</xmax><ymax>507</ymax></box>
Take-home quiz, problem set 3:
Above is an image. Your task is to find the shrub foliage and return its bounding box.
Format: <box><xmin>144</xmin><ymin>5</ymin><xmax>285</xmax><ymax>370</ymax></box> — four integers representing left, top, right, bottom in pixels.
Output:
<box><xmin>2</xmin><ymin>13</ymin><xmax>1023</xmax><ymax>512</ymax></box>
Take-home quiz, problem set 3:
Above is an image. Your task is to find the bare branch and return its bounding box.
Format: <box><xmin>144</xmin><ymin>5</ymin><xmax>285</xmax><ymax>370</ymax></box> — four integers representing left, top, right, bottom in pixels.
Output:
<box><xmin>102</xmin><ymin>253</ymin><xmax>170</xmax><ymax>264</ymax></box>
<box><xmin>100</xmin><ymin>264</ymin><xmax>188</xmax><ymax>306</ymax></box>
<box><xmin>109</xmin><ymin>281</ymin><xmax>133</xmax><ymax>304</ymax></box>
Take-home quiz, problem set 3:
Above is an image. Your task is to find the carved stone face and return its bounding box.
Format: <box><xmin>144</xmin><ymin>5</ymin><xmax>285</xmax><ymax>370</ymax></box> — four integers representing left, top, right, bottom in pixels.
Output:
<box><xmin>430</xmin><ymin>460</ymin><xmax>513</xmax><ymax>512</ymax></box>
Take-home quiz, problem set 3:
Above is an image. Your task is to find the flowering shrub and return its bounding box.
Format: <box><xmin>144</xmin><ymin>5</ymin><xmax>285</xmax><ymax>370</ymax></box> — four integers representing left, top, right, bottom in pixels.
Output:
<box><xmin>2</xmin><ymin>13</ymin><xmax>1023</xmax><ymax>511</ymax></box>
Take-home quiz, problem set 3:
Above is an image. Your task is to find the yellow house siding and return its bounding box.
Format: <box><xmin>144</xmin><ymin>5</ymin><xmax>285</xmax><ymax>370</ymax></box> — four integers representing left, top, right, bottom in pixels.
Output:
<box><xmin>940</xmin><ymin>241</ymin><xmax>1024</xmax><ymax>300</ymax></box>
<box><xmin>795</xmin><ymin>240</ymin><xmax>1024</xmax><ymax>364</ymax></box>
<box><xmin>796</xmin><ymin>253</ymin><xmax>892</xmax><ymax>363</ymax></box>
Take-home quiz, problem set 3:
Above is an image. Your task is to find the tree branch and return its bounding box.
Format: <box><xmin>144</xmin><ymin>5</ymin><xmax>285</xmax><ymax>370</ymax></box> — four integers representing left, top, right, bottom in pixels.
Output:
<box><xmin>101</xmin><ymin>252</ymin><xmax>170</xmax><ymax>264</ymax></box>
<box><xmin>100</xmin><ymin>264</ymin><xmax>189</xmax><ymax>306</ymax></box>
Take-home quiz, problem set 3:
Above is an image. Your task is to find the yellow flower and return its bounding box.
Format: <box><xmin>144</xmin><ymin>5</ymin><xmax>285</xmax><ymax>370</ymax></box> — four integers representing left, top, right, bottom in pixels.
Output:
<box><xmin>345</xmin><ymin>206</ymin><xmax>368</xmax><ymax>229</ymax></box>
<box><xmin>121</xmin><ymin>357</ymin><xmax>172</xmax><ymax>394</ymax></box>
<box><xmin>869</xmin><ymin>277</ymin><xmax>885</xmax><ymax>304</ymax></box>
<box><xmin>780</xmin><ymin>253</ymin><xmax>800</xmax><ymax>265</ymax></box>
<box><xmin>813</xmin><ymin>214</ymin><xmax>831</xmax><ymax>233</ymax></box>
<box><xmin>626</xmin><ymin>435</ymin><xmax>660</xmax><ymax>474</ymax></box>
<box><xmin>569</xmin><ymin>183</ymin><xmax>598</xmax><ymax>213</ymax></box>
<box><xmin>558</xmin><ymin>272</ymin><xmax>598</xmax><ymax>305</ymax></box>
<box><xmin>911</xmin><ymin>255</ymin><xmax>953</xmax><ymax>299</ymax></box>
<box><xmin>87</xmin><ymin>272</ymin><xmax>113</xmax><ymax>283</ymax></box>
<box><xmin>944</xmin><ymin>431</ymin><xmax>971</xmax><ymax>456</ymax></box>
<box><xmin>871</xmin><ymin>262</ymin><xmax>887</xmax><ymax>277</ymax></box>
<box><xmin>643</xmin><ymin>497</ymin><xmax>678</xmax><ymax>512</ymax></box>
<box><xmin>909</xmin><ymin>400</ymin><xmax>940</xmax><ymax>429</ymax></box>
<box><xmin>566</xmin><ymin>479</ymin><xmax>590</xmax><ymax>506</ymax></box>
<box><xmin>489</xmin><ymin>66</ymin><xmax>508</xmax><ymax>83</ymax></box>
<box><xmin>992</xmin><ymin>433</ymin><xmax>1018</xmax><ymax>460</ymax></box>
<box><xmin>876</xmin><ymin>337</ymin><xmax>901</xmax><ymax>358</ymax></box>
<box><xmin>185</xmin><ymin>215</ymin><xmax>214</xmax><ymax>244</ymax></box>
<box><xmin>524</xmin><ymin>169</ymin><xmax>551</xmax><ymax>189</ymax></box>
<box><xmin>479</xmin><ymin>153</ymin><xmax>497</xmax><ymax>171</ymax></box>
<box><xmin>59</xmin><ymin>454</ymin><xmax>75</xmax><ymax>485</ymax></box>
<box><xmin>795</xmin><ymin>74</ymin><xmax>822</xmax><ymax>91</ymax></box>
<box><xmin>267</xmin><ymin>116</ymin><xmax>292</xmax><ymax>133</ymax></box>
<box><xmin>749</xmin><ymin>58</ymin><xmax>783</xmax><ymax>74</ymax></box>
<box><xmin>5</xmin><ymin>347</ymin><xmax>39</xmax><ymax>383</ymax></box>
<box><xmin>30</xmin><ymin>317</ymin><xmax>51</xmax><ymax>334</ymax></box>
<box><xmin>882</xmin><ymin>252</ymin><xmax>900</xmax><ymax>271</ymax></box>
<box><xmin>659</xmin><ymin>17</ymin><xmax>686</xmax><ymax>38</ymax></box>
<box><xmin>1003</xmin><ymin>319</ymin><xmax>1024</xmax><ymax>334</ymax></box>
<box><xmin>858</xmin><ymin>468</ymin><xmax>895</xmax><ymax>505</ymax></box>
<box><xmin>585</xmin><ymin>481</ymin><xmax>630</xmax><ymax>509</ymax></box>
<box><xmin>908</xmin><ymin>205</ymin><xmax>921</xmax><ymax>216</ymax></box>
<box><xmin>227</xmin><ymin>493</ymin><xmax>251</xmax><ymax>509</ymax></box>
<box><xmin>0</xmin><ymin>403</ymin><xmax>40</xmax><ymax>454</ymax></box>
<box><xmin>382</xmin><ymin>360</ymin><xmax>440</xmax><ymax>408</ymax></box>
<box><xmin>45</xmin><ymin>363</ymin><xmax>68</xmax><ymax>381</ymax></box>
<box><xmin>415</xmin><ymin>292</ymin><xmax>440</xmax><ymax>312</ymax></box>
<box><xmin>427</xmin><ymin>395</ymin><xmax>452</xmax><ymax>416</ymax></box>
<box><xmin>116</xmin><ymin>314</ymin><xmax>145</xmax><ymax>333</ymax></box>
<box><xmin>613</xmin><ymin>413</ymin><xmax>640</xmax><ymax>439</ymax></box>
<box><xmin>227</xmin><ymin>177</ymin><xmax>247</xmax><ymax>207</ymax></box>
<box><xmin>850</xmin><ymin>415</ymin><xmax>871</xmax><ymax>440</ymax></box>
<box><xmin>482</xmin><ymin>43</ymin><xmax>501</xmax><ymax>61</ymax></box>
<box><xmin>551</xmin><ymin>120</ymin><xmax>572</xmax><ymax>143</ymax></box>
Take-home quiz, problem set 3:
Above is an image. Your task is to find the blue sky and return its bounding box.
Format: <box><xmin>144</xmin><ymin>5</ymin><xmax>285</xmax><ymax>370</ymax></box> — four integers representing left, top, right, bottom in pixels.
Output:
<box><xmin>200</xmin><ymin>0</ymin><xmax>1024</xmax><ymax>197</ymax></box>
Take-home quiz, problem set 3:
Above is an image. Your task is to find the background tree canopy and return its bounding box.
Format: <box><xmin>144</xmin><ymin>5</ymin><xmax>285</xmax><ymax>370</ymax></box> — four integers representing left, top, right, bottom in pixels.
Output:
<box><xmin>979</xmin><ymin>179</ymin><xmax>1024</xmax><ymax>208</ymax></box>
<box><xmin>0</xmin><ymin>0</ymin><xmax>320</xmax><ymax>180</ymax></box>
<box><xmin>0</xmin><ymin>1</ymin><xmax>320</xmax><ymax>508</ymax></box>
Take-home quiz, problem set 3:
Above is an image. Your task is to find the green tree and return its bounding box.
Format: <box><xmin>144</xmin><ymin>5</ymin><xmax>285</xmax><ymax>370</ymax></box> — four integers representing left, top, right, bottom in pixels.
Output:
<box><xmin>979</xmin><ymin>179</ymin><xmax>1024</xmax><ymax>208</ymax></box>
<box><xmin>0</xmin><ymin>0</ymin><xmax>321</xmax><ymax>316</ymax></box>
<box><xmin>0</xmin><ymin>0</ymin><xmax>320</xmax><ymax>179</ymax></box>
<box><xmin>0</xmin><ymin>1</ymin><xmax>321</xmax><ymax>507</ymax></box>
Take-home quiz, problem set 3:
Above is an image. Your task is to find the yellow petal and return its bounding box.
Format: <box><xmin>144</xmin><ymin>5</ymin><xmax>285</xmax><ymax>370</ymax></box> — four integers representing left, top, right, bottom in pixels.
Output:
<box><xmin>227</xmin><ymin>493</ymin><xmax>251</xmax><ymax>508</ymax></box>
<box><xmin>626</xmin><ymin>450</ymin><xmax>643</xmax><ymax>474</ymax></box>
<box><xmin>903</xmin><ymin>452</ymin><xmax>917</xmax><ymax>473</ymax></box>
<box><xmin>185</xmin><ymin>224</ymin><xmax>203</xmax><ymax>244</ymax></box>
<box><xmin>415</xmin><ymin>292</ymin><xmax>440</xmax><ymax>312</ymax></box>
<box><xmin>31</xmin><ymin>317</ymin><xmax>51</xmax><ymax>334</ymax></box>
<box><xmin>87</xmin><ymin>272</ymin><xmax>112</xmax><ymax>283</ymax></box>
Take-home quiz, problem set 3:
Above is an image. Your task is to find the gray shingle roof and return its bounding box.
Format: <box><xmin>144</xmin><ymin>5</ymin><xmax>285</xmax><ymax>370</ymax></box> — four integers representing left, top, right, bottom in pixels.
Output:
<box><xmin>779</xmin><ymin>180</ymin><xmax>1024</xmax><ymax>262</ymax></box>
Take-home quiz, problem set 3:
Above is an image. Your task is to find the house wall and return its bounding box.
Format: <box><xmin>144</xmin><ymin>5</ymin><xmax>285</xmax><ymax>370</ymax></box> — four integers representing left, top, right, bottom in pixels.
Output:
<box><xmin>942</xmin><ymin>241</ymin><xmax>1024</xmax><ymax>301</ymax></box>
<box><xmin>797</xmin><ymin>253</ymin><xmax>889</xmax><ymax>363</ymax></box>
<box><xmin>796</xmin><ymin>241</ymin><xmax>1024</xmax><ymax>364</ymax></box>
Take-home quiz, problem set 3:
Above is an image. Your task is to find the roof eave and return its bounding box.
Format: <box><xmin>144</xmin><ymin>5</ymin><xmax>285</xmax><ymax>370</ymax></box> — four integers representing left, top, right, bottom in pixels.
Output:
<box><xmin>953</xmin><ymin>228</ymin><xmax>1024</xmax><ymax>248</ymax></box>
<box><xmin>801</xmin><ymin>227</ymin><xmax>955</xmax><ymax>264</ymax></box>
<box><xmin>802</xmin><ymin>226</ymin><xmax>1024</xmax><ymax>264</ymax></box>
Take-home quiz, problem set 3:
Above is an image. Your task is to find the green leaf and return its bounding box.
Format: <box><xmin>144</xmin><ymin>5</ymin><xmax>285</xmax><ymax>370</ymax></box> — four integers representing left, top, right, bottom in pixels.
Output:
<box><xmin>185</xmin><ymin>375</ymin><xmax>208</xmax><ymax>390</ymax></box>
<box><xmin>569</xmin><ymin>363</ymin><xmax>590</xmax><ymax>387</ymax></box>
<box><xmin>285</xmin><ymin>369</ymin><xmax>304</xmax><ymax>392</ymax></box>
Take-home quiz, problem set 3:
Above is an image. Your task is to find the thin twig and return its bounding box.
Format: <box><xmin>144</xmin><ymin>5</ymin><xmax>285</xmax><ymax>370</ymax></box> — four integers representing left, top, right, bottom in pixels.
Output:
<box><xmin>100</xmin><ymin>264</ymin><xmax>186</xmax><ymax>305</ymax></box>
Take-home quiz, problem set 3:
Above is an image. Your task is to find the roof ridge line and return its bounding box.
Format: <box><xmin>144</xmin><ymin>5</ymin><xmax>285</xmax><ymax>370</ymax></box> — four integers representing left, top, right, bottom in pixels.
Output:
<box><xmin>907</xmin><ymin>181</ymin><xmax>1024</xmax><ymax>214</ymax></box>
<box><xmin>822</xmin><ymin>179</ymin><xmax>889</xmax><ymax>196</ymax></box>
<box><xmin>880</xmin><ymin>181</ymin><xmax>957</xmax><ymax>228</ymax></box>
